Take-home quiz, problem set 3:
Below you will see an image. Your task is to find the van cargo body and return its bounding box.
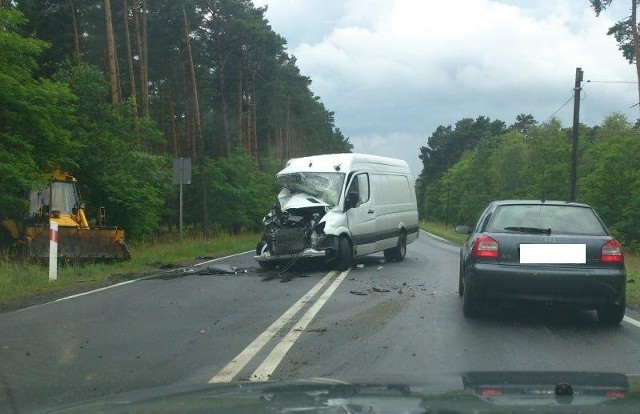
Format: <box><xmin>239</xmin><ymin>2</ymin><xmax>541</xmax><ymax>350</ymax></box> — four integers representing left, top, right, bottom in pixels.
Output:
<box><xmin>254</xmin><ymin>153</ymin><xmax>419</xmax><ymax>271</ymax></box>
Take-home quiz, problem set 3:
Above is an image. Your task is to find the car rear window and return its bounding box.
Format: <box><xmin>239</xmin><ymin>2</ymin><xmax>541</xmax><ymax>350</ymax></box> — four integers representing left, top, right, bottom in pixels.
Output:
<box><xmin>486</xmin><ymin>204</ymin><xmax>608</xmax><ymax>236</ymax></box>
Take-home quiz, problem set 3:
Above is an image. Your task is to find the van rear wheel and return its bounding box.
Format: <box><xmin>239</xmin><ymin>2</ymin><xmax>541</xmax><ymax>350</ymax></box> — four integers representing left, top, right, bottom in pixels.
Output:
<box><xmin>384</xmin><ymin>230</ymin><xmax>406</xmax><ymax>262</ymax></box>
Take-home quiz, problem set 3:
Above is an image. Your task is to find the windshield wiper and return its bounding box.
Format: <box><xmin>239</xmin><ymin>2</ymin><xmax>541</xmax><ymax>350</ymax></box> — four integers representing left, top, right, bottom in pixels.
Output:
<box><xmin>504</xmin><ymin>226</ymin><xmax>551</xmax><ymax>235</ymax></box>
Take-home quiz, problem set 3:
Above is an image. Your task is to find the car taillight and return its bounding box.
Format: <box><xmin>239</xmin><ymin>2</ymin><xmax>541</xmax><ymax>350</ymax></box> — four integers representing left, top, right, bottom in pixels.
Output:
<box><xmin>477</xmin><ymin>387</ymin><xmax>503</xmax><ymax>396</ymax></box>
<box><xmin>472</xmin><ymin>235</ymin><xmax>499</xmax><ymax>258</ymax></box>
<box><xmin>601</xmin><ymin>239</ymin><xmax>624</xmax><ymax>263</ymax></box>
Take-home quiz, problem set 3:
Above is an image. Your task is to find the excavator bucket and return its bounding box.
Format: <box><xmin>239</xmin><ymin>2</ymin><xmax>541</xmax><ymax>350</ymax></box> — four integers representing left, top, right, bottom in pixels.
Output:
<box><xmin>26</xmin><ymin>225</ymin><xmax>131</xmax><ymax>262</ymax></box>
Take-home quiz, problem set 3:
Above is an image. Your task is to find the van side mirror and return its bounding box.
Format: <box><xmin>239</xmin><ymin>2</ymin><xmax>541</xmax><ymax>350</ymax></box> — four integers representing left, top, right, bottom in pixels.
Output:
<box><xmin>344</xmin><ymin>192</ymin><xmax>359</xmax><ymax>211</ymax></box>
<box><xmin>455</xmin><ymin>225</ymin><xmax>472</xmax><ymax>234</ymax></box>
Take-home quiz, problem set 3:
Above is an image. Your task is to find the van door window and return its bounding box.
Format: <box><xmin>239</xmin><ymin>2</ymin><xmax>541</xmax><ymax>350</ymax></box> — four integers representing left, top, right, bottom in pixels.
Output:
<box><xmin>347</xmin><ymin>173</ymin><xmax>370</xmax><ymax>206</ymax></box>
<box><xmin>357</xmin><ymin>174</ymin><xmax>370</xmax><ymax>203</ymax></box>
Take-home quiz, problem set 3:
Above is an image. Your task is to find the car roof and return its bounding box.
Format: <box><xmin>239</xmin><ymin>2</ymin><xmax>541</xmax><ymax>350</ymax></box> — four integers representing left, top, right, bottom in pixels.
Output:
<box><xmin>489</xmin><ymin>200</ymin><xmax>592</xmax><ymax>208</ymax></box>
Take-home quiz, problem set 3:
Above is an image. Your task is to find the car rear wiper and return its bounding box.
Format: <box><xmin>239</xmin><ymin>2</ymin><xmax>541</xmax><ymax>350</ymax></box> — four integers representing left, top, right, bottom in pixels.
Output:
<box><xmin>504</xmin><ymin>226</ymin><xmax>551</xmax><ymax>235</ymax></box>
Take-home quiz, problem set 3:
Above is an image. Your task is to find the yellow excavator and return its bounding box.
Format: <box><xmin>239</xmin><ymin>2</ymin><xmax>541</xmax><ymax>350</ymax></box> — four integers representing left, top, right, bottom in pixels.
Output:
<box><xmin>0</xmin><ymin>171</ymin><xmax>130</xmax><ymax>262</ymax></box>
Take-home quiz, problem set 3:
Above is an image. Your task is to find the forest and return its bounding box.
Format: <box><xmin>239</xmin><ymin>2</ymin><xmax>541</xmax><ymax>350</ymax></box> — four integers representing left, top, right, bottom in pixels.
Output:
<box><xmin>416</xmin><ymin>113</ymin><xmax>640</xmax><ymax>251</ymax></box>
<box><xmin>3</xmin><ymin>1</ymin><xmax>640</xmax><ymax>252</ymax></box>
<box><xmin>0</xmin><ymin>1</ymin><xmax>352</xmax><ymax>240</ymax></box>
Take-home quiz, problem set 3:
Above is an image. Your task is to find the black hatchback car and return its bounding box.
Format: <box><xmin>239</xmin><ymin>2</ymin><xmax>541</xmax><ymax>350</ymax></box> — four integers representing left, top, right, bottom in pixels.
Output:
<box><xmin>456</xmin><ymin>200</ymin><xmax>626</xmax><ymax>324</ymax></box>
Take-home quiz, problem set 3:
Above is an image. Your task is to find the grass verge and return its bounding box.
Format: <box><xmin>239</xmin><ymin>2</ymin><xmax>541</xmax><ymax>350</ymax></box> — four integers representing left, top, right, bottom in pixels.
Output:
<box><xmin>0</xmin><ymin>232</ymin><xmax>260</xmax><ymax>305</ymax></box>
<box><xmin>419</xmin><ymin>220</ymin><xmax>640</xmax><ymax>308</ymax></box>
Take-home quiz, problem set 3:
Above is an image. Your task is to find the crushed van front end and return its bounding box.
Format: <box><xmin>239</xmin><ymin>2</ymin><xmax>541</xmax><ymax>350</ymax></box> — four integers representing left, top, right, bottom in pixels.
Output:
<box><xmin>254</xmin><ymin>193</ymin><xmax>339</xmax><ymax>269</ymax></box>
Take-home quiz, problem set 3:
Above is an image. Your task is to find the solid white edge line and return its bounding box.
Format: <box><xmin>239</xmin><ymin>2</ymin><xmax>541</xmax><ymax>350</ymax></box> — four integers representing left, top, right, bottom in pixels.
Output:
<box><xmin>420</xmin><ymin>229</ymin><xmax>451</xmax><ymax>244</ymax></box>
<box><xmin>208</xmin><ymin>271</ymin><xmax>338</xmax><ymax>383</ymax></box>
<box><xmin>17</xmin><ymin>250</ymin><xmax>255</xmax><ymax>312</ymax></box>
<box><xmin>624</xmin><ymin>316</ymin><xmax>640</xmax><ymax>328</ymax></box>
<box><xmin>249</xmin><ymin>268</ymin><xmax>350</xmax><ymax>382</ymax></box>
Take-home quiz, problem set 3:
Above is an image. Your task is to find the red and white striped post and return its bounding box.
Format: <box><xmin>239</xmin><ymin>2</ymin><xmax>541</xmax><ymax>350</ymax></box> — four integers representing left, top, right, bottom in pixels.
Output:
<box><xmin>49</xmin><ymin>221</ymin><xmax>58</xmax><ymax>281</ymax></box>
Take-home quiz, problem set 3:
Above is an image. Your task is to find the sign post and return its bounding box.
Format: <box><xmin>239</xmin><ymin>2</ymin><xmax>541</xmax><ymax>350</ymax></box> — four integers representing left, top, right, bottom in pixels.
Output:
<box><xmin>49</xmin><ymin>221</ymin><xmax>58</xmax><ymax>281</ymax></box>
<box><xmin>173</xmin><ymin>157</ymin><xmax>192</xmax><ymax>240</ymax></box>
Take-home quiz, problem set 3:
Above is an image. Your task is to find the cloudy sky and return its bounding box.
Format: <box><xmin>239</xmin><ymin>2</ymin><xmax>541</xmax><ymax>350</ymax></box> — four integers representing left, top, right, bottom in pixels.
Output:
<box><xmin>252</xmin><ymin>0</ymin><xmax>639</xmax><ymax>176</ymax></box>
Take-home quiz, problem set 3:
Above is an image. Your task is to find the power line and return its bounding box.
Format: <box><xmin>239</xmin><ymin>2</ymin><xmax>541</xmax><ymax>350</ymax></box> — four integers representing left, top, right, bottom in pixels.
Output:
<box><xmin>586</xmin><ymin>79</ymin><xmax>637</xmax><ymax>84</ymax></box>
<box><xmin>543</xmin><ymin>94</ymin><xmax>574</xmax><ymax>124</ymax></box>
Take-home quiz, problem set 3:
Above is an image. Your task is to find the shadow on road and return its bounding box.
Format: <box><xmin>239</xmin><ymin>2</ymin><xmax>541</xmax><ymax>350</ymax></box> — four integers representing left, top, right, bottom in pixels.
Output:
<box><xmin>469</xmin><ymin>300</ymin><xmax>620</xmax><ymax>330</ymax></box>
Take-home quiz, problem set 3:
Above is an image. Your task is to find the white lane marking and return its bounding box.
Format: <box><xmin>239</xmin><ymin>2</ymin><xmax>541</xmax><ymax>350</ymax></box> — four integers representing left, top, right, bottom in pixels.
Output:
<box><xmin>209</xmin><ymin>271</ymin><xmax>338</xmax><ymax>383</ymax></box>
<box><xmin>17</xmin><ymin>275</ymin><xmax>156</xmax><ymax>312</ymax></box>
<box><xmin>420</xmin><ymin>229</ymin><xmax>450</xmax><ymax>244</ymax></box>
<box><xmin>17</xmin><ymin>251</ymin><xmax>253</xmax><ymax>312</ymax></box>
<box><xmin>624</xmin><ymin>316</ymin><xmax>640</xmax><ymax>328</ymax></box>
<box><xmin>249</xmin><ymin>269</ymin><xmax>350</xmax><ymax>382</ymax></box>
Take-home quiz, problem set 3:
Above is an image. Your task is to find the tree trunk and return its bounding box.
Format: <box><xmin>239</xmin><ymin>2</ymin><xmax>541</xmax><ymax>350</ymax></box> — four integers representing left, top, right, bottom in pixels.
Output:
<box><xmin>218</xmin><ymin>67</ymin><xmax>231</xmax><ymax>155</ymax></box>
<box><xmin>122</xmin><ymin>0</ymin><xmax>138</xmax><ymax>123</ymax></box>
<box><xmin>214</xmin><ymin>38</ymin><xmax>231</xmax><ymax>155</ymax></box>
<box><xmin>69</xmin><ymin>0</ymin><xmax>81</xmax><ymax>62</ymax></box>
<box><xmin>142</xmin><ymin>0</ymin><xmax>149</xmax><ymax>116</ymax></box>
<box><xmin>182</xmin><ymin>3</ymin><xmax>209</xmax><ymax>237</ymax></box>
<box><xmin>236</xmin><ymin>72</ymin><xmax>243</xmax><ymax>151</ymax></box>
<box><xmin>132</xmin><ymin>1</ymin><xmax>149</xmax><ymax>117</ymax></box>
<box><xmin>285</xmin><ymin>97</ymin><xmax>291</xmax><ymax>158</ymax></box>
<box><xmin>632</xmin><ymin>0</ymin><xmax>640</xmax><ymax>113</ymax></box>
<box><xmin>183</xmin><ymin>67</ymin><xmax>195</xmax><ymax>160</ymax></box>
<box><xmin>168</xmin><ymin>82</ymin><xmax>179</xmax><ymax>157</ymax></box>
<box><xmin>276</xmin><ymin>126</ymin><xmax>282</xmax><ymax>161</ymax></box>
<box><xmin>104</xmin><ymin>0</ymin><xmax>120</xmax><ymax>106</ymax></box>
<box><xmin>251</xmin><ymin>70</ymin><xmax>258</xmax><ymax>160</ymax></box>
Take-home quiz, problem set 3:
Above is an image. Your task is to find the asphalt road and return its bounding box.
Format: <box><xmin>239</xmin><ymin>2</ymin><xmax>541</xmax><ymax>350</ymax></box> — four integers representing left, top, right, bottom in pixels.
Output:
<box><xmin>2</xmin><ymin>231</ymin><xmax>640</xmax><ymax>412</ymax></box>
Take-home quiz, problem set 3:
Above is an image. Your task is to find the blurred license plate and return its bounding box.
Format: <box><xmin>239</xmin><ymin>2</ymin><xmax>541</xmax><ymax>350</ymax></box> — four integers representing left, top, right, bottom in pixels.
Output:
<box><xmin>520</xmin><ymin>244</ymin><xmax>586</xmax><ymax>264</ymax></box>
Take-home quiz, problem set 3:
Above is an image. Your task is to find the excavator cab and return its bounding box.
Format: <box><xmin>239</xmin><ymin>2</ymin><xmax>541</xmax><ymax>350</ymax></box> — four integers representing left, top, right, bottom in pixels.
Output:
<box><xmin>22</xmin><ymin>172</ymin><xmax>131</xmax><ymax>262</ymax></box>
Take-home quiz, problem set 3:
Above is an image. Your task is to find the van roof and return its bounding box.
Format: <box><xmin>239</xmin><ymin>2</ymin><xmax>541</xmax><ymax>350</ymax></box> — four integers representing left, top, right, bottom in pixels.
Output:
<box><xmin>277</xmin><ymin>153</ymin><xmax>409</xmax><ymax>175</ymax></box>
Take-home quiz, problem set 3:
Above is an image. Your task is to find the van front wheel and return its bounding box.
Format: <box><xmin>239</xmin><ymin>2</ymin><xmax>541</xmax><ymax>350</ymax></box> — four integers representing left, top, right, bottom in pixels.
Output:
<box><xmin>384</xmin><ymin>231</ymin><xmax>406</xmax><ymax>262</ymax></box>
<box><xmin>336</xmin><ymin>236</ymin><xmax>352</xmax><ymax>271</ymax></box>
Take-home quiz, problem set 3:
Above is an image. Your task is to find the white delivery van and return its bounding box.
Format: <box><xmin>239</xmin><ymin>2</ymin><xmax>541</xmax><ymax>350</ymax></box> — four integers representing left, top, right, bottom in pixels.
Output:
<box><xmin>254</xmin><ymin>153</ymin><xmax>419</xmax><ymax>270</ymax></box>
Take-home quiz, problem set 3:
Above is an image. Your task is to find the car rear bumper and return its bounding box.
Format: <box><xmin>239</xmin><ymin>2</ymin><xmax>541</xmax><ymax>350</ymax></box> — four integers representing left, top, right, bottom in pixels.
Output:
<box><xmin>467</xmin><ymin>262</ymin><xmax>626</xmax><ymax>307</ymax></box>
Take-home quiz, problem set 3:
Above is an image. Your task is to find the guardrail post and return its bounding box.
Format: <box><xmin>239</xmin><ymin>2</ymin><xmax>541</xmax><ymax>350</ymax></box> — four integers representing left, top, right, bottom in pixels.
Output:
<box><xmin>49</xmin><ymin>221</ymin><xmax>58</xmax><ymax>281</ymax></box>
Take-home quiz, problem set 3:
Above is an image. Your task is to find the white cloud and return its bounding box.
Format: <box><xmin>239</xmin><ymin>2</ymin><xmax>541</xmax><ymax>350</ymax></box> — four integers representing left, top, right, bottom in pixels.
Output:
<box><xmin>257</xmin><ymin>0</ymin><xmax>640</xmax><ymax>176</ymax></box>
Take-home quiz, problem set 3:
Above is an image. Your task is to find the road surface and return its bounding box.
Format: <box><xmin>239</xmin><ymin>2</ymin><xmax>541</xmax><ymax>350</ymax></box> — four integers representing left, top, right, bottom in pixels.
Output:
<box><xmin>2</xmin><ymin>231</ymin><xmax>640</xmax><ymax>412</ymax></box>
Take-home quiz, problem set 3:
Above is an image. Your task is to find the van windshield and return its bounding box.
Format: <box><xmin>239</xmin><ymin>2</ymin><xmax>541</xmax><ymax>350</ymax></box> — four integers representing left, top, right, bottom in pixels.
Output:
<box><xmin>277</xmin><ymin>172</ymin><xmax>346</xmax><ymax>207</ymax></box>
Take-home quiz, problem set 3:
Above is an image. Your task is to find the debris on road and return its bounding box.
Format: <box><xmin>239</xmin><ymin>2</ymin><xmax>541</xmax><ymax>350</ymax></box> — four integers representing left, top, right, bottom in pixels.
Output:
<box><xmin>193</xmin><ymin>264</ymin><xmax>240</xmax><ymax>275</ymax></box>
<box><xmin>307</xmin><ymin>327</ymin><xmax>327</xmax><ymax>333</ymax></box>
<box><xmin>372</xmin><ymin>287</ymin><xmax>390</xmax><ymax>293</ymax></box>
<box><xmin>198</xmin><ymin>329</ymin><xmax>206</xmax><ymax>335</ymax></box>
<box><xmin>356</xmin><ymin>264</ymin><xmax>364</xmax><ymax>268</ymax></box>
<box><xmin>350</xmin><ymin>290</ymin><xmax>368</xmax><ymax>296</ymax></box>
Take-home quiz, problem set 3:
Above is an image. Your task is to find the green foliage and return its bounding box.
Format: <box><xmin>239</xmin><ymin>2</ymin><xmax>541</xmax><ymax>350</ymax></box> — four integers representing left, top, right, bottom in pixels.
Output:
<box><xmin>7</xmin><ymin>0</ymin><xmax>350</xmax><ymax>240</ymax></box>
<box><xmin>0</xmin><ymin>8</ymin><xmax>80</xmax><ymax>218</ymax></box>
<box><xmin>53</xmin><ymin>62</ymin><xmax>171</xmax><ymax>239</ymax></box>
<box><xmin>580</xmin><ymin>114</ymin><xmax>640</xmax><ymax>246</ymax></box>
<box><xmin>197</xmin><ymin>153</ymin><xmax>279</xmax><ymax>234</ymax></box>
<box><xmin>417</xmin><ymin>116</ymin><xmax>506</xmax><ymax>218</ymax></box>
<box><xmin>422</xmin><ymin>112</ymin><xmax>640</xmax><ymax>250</ymax></box>
<box><xmin>422</xmin><ymin>115</ymin><xmax>572</xmax><ymax>226</ymax></box>
<box><xmin>522</xmin><ymin>119</ymin><xmax>572</xmax><ymax>200</ymax></box>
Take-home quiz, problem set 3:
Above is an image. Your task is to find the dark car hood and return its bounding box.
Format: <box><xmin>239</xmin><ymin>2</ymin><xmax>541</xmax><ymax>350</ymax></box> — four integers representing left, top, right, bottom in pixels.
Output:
<box><xmin>39</xmin><ymin>371</ymin><xmax>639</xmax><ymax>413</ymax></box>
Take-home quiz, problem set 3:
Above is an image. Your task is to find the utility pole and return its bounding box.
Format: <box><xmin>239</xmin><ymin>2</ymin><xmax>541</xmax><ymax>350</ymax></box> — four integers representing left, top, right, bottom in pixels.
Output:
<box><xmin>570</xmin><ymin>67</ymin><xmax>583</xmax><ymax>202</ymax></box>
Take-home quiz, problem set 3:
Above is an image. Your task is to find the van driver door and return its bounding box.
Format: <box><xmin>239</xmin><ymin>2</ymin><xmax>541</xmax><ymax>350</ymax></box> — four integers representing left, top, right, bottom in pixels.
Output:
<box><xmin>345</xmin><ymin>173</ymin><xmax>376</xmax><ymax>256</ymax></box>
